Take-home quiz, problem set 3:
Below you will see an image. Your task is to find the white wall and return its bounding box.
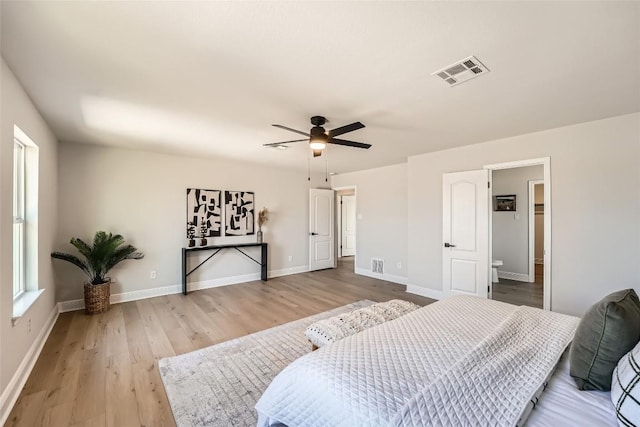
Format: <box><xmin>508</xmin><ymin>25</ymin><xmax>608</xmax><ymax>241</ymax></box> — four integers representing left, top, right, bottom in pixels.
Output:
<box><xmin>0</xmin><ymin>58</ymin><xmax>58</xmax><ymax>417</ymax></box>
<box><xmin>56</xmin><ymin>142</ymin><xmax>326</xmax><ymax>302</ymax></box>
<box><xmin>331</xmin><ymin>163</ymin><xmax>408</xmax><ymax>282</ymax></box>
<box><xmin>492</xmin><ymin>165</ymin><xmax>543</xmax><ymax>277</ymax></box>
<box><xmin>408</xmin><ymin>113</ymin><xmax>640</xmax><ymax>316</ymax></box>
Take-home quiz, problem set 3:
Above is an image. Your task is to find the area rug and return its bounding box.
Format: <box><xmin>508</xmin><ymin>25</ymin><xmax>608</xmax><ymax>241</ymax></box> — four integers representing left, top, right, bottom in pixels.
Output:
<box><xmin>158</xmin><ymin>300</ymin><xmax>374</xmax><ymax>427</ymax></box>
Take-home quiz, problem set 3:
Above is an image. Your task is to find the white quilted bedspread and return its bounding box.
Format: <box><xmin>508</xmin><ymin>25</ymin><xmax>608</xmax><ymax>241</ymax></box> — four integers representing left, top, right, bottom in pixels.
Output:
<box><xmin>255</xmin><ymin>296</ymin><xmax>579</xmax><ymax>427</ymax></box>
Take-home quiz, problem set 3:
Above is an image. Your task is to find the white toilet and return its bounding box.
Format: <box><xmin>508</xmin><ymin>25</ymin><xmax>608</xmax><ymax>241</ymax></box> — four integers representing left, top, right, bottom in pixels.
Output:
<box><xmin>492</xmin><ymin>260</ymin><xmax>503</xmax><ymax>283</ymax></box>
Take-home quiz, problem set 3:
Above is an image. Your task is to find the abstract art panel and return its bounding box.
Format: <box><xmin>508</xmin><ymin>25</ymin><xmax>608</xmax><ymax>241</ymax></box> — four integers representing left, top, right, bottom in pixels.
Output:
<box><xmin>187</xmin><ymin>188</ymin><xmax>222</xmax><ymax>237</ymax></box>
<box><xmin>225</xmin><ymin>191</ymin><xmax>255</xmax><ymax>236</ymax></box>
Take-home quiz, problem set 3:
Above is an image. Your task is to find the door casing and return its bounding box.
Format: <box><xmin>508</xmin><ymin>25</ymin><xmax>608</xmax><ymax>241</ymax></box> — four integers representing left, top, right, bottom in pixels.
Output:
<box><xmin>485</xmin><ymin>157</ymin><xmax>551</xmax><ymax>310</ymax></box>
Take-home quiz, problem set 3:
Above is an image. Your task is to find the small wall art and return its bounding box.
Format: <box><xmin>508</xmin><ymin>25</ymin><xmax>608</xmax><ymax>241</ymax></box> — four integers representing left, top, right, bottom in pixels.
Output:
<box><xmin>186</xmin><ymin>188</ymin><xmax>222</xmax><ymax>237</ymax></box>
<box><xmin>494</xmin><ymin>194</ymin><xmax>517</xmax><ymax>211</ymax></box>
<box><xmin>225</xmin><ymin>191</ymin><xmax>255</xmax><ymax>236</ymax></box>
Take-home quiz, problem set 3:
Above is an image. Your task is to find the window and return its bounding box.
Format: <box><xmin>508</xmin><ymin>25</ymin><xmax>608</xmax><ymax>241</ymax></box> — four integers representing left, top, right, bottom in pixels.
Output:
<box><xmin>13</xmin><ymin>139</ymin><xmax>26</xmax><ymax>298</ymax></box>
<box><xmin>12</xmin><ymin>125</ymin><xmax>43</xmax><ymax>323</ymax></box>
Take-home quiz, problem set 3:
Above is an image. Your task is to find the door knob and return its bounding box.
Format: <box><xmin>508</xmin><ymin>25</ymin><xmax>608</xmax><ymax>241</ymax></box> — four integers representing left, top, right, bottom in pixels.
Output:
<box><xmin>310</xmin><ymin>232</ymin><xmax>318</xmax><ymax>236</ymax></box>
<box><xmin>444</xmin><ymin>242</ymin><xmax>456</xmax><ymax>248</ymax></box>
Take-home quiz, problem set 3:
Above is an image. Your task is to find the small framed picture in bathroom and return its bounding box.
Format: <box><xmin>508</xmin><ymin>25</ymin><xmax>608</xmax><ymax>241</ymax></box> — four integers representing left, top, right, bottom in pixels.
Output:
<box><xmin>494</xmin><ymin>195</ymin><xmax>516</xmax><ymax>211</ymax></box>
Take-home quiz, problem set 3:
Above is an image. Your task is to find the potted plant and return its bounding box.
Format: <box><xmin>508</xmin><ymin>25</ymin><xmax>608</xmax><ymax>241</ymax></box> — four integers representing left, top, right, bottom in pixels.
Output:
<box><xmin>51</xmin><ymin>231</ymin><xmax>144</xmax><ymax>314</ymax></box>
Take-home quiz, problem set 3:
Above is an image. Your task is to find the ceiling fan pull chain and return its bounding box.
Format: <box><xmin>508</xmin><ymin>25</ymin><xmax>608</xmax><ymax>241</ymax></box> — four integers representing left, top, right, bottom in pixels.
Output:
<box><xmin>325</xmin><ymin>144</ymin><xmax>329</xmax><ymax>182</ymax></box>
<box><xmin>308</xmin><ymin>149</ymin><xmax>311</xmax><ymax>182</ymax></box>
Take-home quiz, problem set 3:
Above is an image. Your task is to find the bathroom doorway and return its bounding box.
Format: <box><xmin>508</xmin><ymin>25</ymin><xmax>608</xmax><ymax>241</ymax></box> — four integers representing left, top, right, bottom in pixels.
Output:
<box><xmin>485</xmin><ymin>158</ymin><xmax>550</xmax><ymax>310</ymax></box>
<box><xmin>335</xmin><ymin>187</ymin><xmax>356</xmax><ymax>272</ymax></box>
<box><xmin>529</xmin><ymin>180</ymin><xmax>545</xmax><ymax>286</ymax></box>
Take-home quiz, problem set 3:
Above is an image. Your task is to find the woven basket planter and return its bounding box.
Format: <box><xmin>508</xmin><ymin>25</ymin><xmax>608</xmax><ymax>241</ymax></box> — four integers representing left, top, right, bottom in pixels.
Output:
<box><xmin>84</xmin><ymin>280</ymin><xmax>111</xmax><ymax>315</ymax></box>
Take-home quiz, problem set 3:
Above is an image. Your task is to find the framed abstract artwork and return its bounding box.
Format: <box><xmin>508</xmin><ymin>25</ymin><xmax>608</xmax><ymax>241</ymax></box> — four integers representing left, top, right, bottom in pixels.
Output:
<box><xmin>225</xmin><ymin>191</ymin><xmax>255</xmax><ymax>236</ymax></box>
<box><xmin>186</xmin><ymin>188</ymin><xmax>222</xmax><ymax>237</ymax></box>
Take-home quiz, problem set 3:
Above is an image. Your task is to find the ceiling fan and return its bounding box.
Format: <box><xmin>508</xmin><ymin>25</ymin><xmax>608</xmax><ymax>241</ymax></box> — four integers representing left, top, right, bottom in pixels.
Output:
<box><xmin>264</xmin><ymin>115</ymin><xmax>371</xmax><ymax>157</ymax></box>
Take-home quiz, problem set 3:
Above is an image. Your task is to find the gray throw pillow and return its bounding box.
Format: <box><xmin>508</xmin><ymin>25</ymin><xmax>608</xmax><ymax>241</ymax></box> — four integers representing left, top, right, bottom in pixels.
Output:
<box><xmin>570</xmin><ymin>289</ymin><xmax>640</xmax><ymax>391</ymax></box>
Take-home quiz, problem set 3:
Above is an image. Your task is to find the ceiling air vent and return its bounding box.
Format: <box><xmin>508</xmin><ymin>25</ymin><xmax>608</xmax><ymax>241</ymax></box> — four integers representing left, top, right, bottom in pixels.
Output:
<box><xmin>432</xmin><ymin>55</ymin><xmax>490</xmax><ymax>87</ymax></box>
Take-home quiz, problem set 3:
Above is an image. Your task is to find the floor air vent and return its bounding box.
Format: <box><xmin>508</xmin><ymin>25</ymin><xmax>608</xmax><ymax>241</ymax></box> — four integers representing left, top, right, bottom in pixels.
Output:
<box><xmin>432</xmin><ymin>55</ymin><xmax>490</xmax><ymax>87</ymax></box>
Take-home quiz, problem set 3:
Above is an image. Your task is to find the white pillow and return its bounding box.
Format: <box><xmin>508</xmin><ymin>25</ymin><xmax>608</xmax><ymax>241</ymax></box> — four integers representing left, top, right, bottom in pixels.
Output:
<box><xmin>611</xmin><ymin>340</ymin><xmax>640</xmax><ymax>426</ymax></box>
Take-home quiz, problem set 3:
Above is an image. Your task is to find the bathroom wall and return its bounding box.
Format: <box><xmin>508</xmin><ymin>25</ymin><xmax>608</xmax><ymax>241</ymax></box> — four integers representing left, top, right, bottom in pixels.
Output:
<box><xmin>492</xmin><ymin>165</ymin><xmax>543</xmax><ymax>280</ymax></box>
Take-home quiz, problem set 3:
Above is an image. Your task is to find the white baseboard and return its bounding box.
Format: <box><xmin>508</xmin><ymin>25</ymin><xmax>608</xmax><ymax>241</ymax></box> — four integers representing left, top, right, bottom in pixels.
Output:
<box><xmin>58</xmin><ymin>265</ymin><xmax>310</xmax><ymax>313</ymax></box>
<box><xmin>0</xmin><ymin>305</ymin><xmax>59</xmax><ymax>426</ymax></box>
<box><xmin>270</xmin><ymin>265</ymin><xmax>309</xmax><ymax>278</ymax></box>
<box><xmin>188</xmin><ymin>273</ymin><xmax>261</xmax><ymax>292</ymax></box>
<box><xmin>57</xmin><ymin>299</ymin><xmax>85</xmax><ymax>313</ymax></box>
<box><xmin>406</xmin><ymin>285</ymin><xmax>443</xmax><ymax>301</ymax></box>
<box><xmin>497</xmin><ymin>270</ymin><xmax>530</xmax><ymax>282</ymax></box>
<box><xmin>354</xmin><ymin>267</ymin><xmax>408</xmax><ymax>285</ymax></box>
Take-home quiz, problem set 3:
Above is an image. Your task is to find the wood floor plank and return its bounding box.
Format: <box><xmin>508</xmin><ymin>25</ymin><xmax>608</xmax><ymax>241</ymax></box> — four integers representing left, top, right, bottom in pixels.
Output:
<box><xmin>70</xmin><ymin>349</ymin><xmax>106</xmax><ymax>424</ymax></box>
<box><xmin>5</xmin><ymin>391</ymin><xmax>47</xmax><ymax>427</ymax></box>
<box><xmin>105</xmin><ymin>352</ymin><xmax>138</xmax><ymax>427</ymax></box>
<box><xmin>40</xmin><ymin>402</ymin><xmax>73</xmax><ymax>427</ymax></box>
<box><xmin>6</xmin><ymin>258</ymin><xmax>434</xmax><ymax>426</ymax></box>
<box><xmin>135</xmin><ymin>299</ymin><xmax>176</xmax><ymax>360</ymax></box>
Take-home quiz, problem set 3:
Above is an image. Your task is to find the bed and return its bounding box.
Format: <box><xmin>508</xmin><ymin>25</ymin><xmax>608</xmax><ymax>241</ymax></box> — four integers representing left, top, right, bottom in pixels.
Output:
<box><xmin>255</xmin><ymin>295</ymin><xmax>617</xmax><ymax>426</ymax></box>
<box><xmin>527</xmin><ymin>350</ymin><xmax>616</xmax><ymax>426</ymax></box>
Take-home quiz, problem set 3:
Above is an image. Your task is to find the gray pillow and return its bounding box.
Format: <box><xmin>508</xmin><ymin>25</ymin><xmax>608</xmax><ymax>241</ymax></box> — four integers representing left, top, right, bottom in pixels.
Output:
<box><xmin>570</xmin><ymin>289</ymin><xmax>640</xmax><ymax>391</ymax></box>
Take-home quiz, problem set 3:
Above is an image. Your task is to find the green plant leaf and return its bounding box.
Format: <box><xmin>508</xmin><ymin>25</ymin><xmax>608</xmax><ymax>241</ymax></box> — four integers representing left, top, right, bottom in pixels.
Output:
<box><xmin>50</xmin><ymin>252</ymin><xmax>91</xmax><ymax>278</ymax></box>
<box><xmin>51</xmin><ymin>231</ymin><xmax>144</xmax><ymax>286</ymax></box>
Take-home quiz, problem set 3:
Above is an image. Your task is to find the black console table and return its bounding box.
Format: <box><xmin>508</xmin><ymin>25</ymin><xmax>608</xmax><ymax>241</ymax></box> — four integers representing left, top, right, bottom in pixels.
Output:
<box><xmin>181</xmin><ymin>243</ymin><xmax>267</xmax><ymax>295</ymax></box>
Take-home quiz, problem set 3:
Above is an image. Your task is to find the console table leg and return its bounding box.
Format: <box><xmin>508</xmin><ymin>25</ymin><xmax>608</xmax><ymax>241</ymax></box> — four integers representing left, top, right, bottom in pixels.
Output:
<box><xmin>182</xmin><ymin>248</ymin><xmax>187</xmax><ymax>295</ymax></box>
<box><xmin>261</xmin><ymin>244</ymin><xmax>268</xmax><ymax>281</ymax></box>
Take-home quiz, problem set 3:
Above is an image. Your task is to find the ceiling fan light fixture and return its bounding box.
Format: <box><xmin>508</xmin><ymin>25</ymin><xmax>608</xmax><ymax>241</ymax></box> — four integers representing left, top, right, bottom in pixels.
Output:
<box><xmin>309</xmin><ymin>127</ymin><xmax>328</xmax><ymax>150</ymax></box>
<box><xmin>309</xmin><ymin>139</ymin><xmax>326</xmax><ymax>150</ymax></box>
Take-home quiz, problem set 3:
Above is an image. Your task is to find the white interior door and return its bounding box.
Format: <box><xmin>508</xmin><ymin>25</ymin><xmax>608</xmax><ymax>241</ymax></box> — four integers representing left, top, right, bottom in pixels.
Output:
<box><xmin>341</xmin><ymin>195</ymin><xmax>356</xmax><ymax>257</ymax></box>
<box><xmin>442</xmin><ymin>169</ymin><xmax>489</xmax><ymax>298</ymax></box>
<box><xmin>309</xmin><ymin>189</ymin><xmax>335</xmax><ymax>271</ymax></box>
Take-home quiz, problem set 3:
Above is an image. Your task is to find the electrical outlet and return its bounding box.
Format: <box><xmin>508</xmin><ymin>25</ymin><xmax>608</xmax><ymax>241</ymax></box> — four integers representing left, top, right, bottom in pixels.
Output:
<box><xmin>397</xmin><ymin>262</ymin><xmax>402</xmax><ymax>270</ymax></box>
<box><xmin>150</xmin><ymin>270</ymin><xmax>157</xmax><ymax>279</ymax></box>
<box><xmin>111</xmin><ymin>277</ymin><xmax>118</xmax><ymax>283</ymax></box>
<box><xmin>371</xmin><ymin>259</ymin><xmax>378</xmax><ymax>273</ymax></box>
<box><xmin>288</xmin><ymin>255</ymin><xmax>293</xmax><ymax>262</ymax></box>
<box><xmin>28</xmin><ymin>318</ymin><xmax>31</xmax><ymax>333</ymax></box>
<box><xmin>378</xmin><ymin>260</ymin><xmax>384</xmax><ymax>274</ymax></box>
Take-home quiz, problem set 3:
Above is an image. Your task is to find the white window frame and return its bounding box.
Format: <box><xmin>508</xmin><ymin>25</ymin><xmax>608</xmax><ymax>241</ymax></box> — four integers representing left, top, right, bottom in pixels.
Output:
<box><xmin>12</xmin><ymin>125</ymin><xmax>44</xmax><ymax>324</ymax></box>
<box><xmin>13</xmin><ymin>139</ymin><xmax>26</xmax><ymax>299</ymax></box>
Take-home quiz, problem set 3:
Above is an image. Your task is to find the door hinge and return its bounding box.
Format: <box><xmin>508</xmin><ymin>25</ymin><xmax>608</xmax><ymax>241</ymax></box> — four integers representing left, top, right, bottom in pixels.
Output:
<box><xmin>340</xmin><ymin>245</ymin><xmax>343</xmax><ymax>249</ymax></box>
<box><xmin>488</xmin><ymin>181</ymin><xmax>490</xmax><ymax>188</ymax></box>
<box><xmin>487</xmin><ymin>285</ymin><xmax>490</xmax><ymax>292</ymax></box>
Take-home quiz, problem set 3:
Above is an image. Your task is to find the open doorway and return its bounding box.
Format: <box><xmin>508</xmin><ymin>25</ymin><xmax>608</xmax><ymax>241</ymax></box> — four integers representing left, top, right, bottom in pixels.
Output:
<box><xmin>529</xmin><ymin>180</ymin><xmax>545</xmax><ymax>286</ymax></box>
<box><xmin>486</xmin><ymin>158</ymin><xmax>550</xmax><ymax>310</ymax></box>
<box><xmin>335</xmin><ymin>188</ymin><xmax>356</xmax><ymax>272</ymax></box>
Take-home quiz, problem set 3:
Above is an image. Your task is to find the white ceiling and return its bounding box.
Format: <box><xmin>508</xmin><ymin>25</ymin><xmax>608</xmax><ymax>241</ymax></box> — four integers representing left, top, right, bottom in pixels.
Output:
<box><xmin>2</xmin><ymin>1</ymin><xmax>639</xmax><ymax>174</ymax></box>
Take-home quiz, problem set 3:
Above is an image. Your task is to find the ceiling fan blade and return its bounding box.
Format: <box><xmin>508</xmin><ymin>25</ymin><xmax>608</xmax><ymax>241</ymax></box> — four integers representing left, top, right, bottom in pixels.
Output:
<box><xmin>272</xmin><ymin>124</ymin><xmax>310</xmax><ymax>137</ymax></box>
<box><xmin>312</xmin><ymin>149</ymin><xmax>323</xmax><ymax>157</ymax></box>
<box><xmin>263</xmin><ymin>139</ymin><xmax>308</xmax><ymax>147</ymax></box>
<box><xmin>329</xmin><ymin>138</ymin><xmax>372</xmax><ymax>149</ymax></box>
<box><xmin>328</xmin><ymin>122</ymin><xmax>365</xmax><ymax>138</ymax></box>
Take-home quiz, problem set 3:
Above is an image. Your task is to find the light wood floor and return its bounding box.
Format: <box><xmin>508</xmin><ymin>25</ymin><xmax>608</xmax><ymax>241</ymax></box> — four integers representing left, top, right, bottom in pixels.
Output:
<box><xmin>6</xmin><ymin>258</ymin><xmax>434</xmax><ymax>427</ymax></box>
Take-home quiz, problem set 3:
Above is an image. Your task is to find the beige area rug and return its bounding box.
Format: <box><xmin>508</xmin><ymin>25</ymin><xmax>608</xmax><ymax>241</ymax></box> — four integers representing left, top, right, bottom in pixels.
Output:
<box><xmin>158</xmin><ymin>300</ymin><xmax>374</xmax><ymax>427</ymax></box>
